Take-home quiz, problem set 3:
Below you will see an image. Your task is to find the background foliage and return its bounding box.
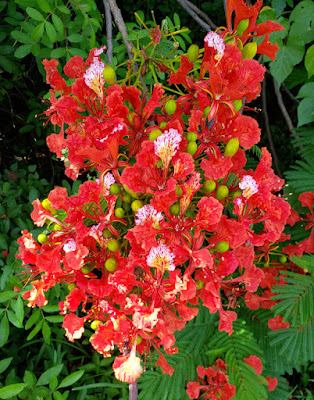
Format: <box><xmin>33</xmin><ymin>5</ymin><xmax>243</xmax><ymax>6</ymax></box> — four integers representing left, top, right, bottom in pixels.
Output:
<box><xmin>0</xmin><ymin>0</ymin><xmax>313</xmax><ymax>399</ymax></box>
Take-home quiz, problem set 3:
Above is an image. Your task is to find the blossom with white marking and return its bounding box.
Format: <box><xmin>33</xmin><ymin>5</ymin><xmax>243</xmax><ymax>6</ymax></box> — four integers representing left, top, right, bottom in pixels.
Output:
<box><xmin>133</xmin><ymin>308</ymin><xmax>160</xmax><ymax>330</ymax></box>
<box><xmin>101</xmin><ymin>172</ymin><xmax>115</xmax><ymax>195</ymax></box>
<box><xmin>147</xmin><ymin>244</ymin><xmax>176</xmax><ymax>272</ymax></box>
<box><xmin>204</xmin><ymin>32</ymin><xmax>225</xmax><ymax>61</ymax></box>
<box><xmin>154</xmin><ymin>129</ymin><xmax>182</xmax><ymax>169</ymax></box>
<box><xmin>135</xmin><ymin>205</ymin><xmax>163</xmax><ymax>226</ymax></box>
<box><xmin>84</xmin><ymin>59</ymin><xmax>105</xmax><ymax>98</ymax></box>
<box><xmin>239</xmin><ymin>175</ymin><xmax>259</xmax><ymax>198</ymax></box>
<box><xmin>63</xmin><ymin>239</ymin><xmax>77</xmax><ymax>253</ymax></box>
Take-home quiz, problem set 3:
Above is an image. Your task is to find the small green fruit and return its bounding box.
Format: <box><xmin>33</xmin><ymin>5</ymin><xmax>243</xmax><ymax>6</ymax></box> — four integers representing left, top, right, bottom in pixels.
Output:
<box><xmin>175</xmin><ymin>186</ymin><xmax>183</xmax><ymax>197</ymax></box>
<box><xmin>232</xmin><ymin>189</ymin><xmax>242</xmax><ymax>199</ymax></box>
<box><xmin>105</xmin><ymin>257</ymin><xmax>118</xmax><ymax>271</ymax></box>
<box><xmin>224</xmin><ymin>137</ymin><xmax>240</xmax><ymax>157</ymax></box>
<box><xmin>68</xmin><ymin>283</ymin><xmax>76</xmax><ymax>291</ymax></box>
<box><xmin>170</xmin><ymin>203</ymin><xmax>180</xmax><ymax>215</ymax></box>
<box><xmin>109</xmin><ymin>183</ymin><xmax>122</xmax><ymax>195</ymax></box>
<box><xmin>131</xmin><ymin>200</ymin><xmax>144</xmax><ymax>213</ymax></box>
<box><xmin>107</xmin><ymin>239</ymin><xmax>121</xmax><ymax>252</ymax></box>
<box><xmin>38</xmin><ymin>233</ymin><xmax>48</xmax><ymax>244</ymax></box>
<box><xmin>115</xmin><ymin>207</ymin><xmax>125</xmax><ymax>218</ymax></box>
<box><xmin>103</xmin><ymin>66</ymin><xmax>116</xmax><ymax>85</ymax></box>
<box><xmin>186</xmin><ymin>141</ymin><xmax>198</xmax><ymax>156</ymax></box>
<box><xmin>103</xmin><ymin>229</ymin><xmax>112</xmax><ymax>238</ymax></box>
<box><xmin>233</xmin><ymin>100</ymin><xmax>242</xmax><ymax>112</ymax></box>
<box><xmin>187</xmin><ymin>44</ymin><xmax>200</xmax><ymax>62</ymax></box>
<box><xmin>53</xmin><ymin>224</ymin><xmax>63</xmax><ymax>231</ymax></box>
<box><xmin>196</xmin><ymin>279</ymin><xmax>204</xmax><ymax>290</ymax></box>
<box><xmin>149</xmin><ymin>128</ymin><xmax>163</xmax><ymax>141</ymax></box>
<box><xmin>215</xmin><ymin>241</ymin><xmax>230</xmax><ymax>253</ymax></box>
<box><xmin>279</xmin><ymin>255</ymin><xmax>287</xmax><ymax>264</ymax></box>
<box><xmin>165</xmin><ymin>99</ymin><xmax>177</xmax><ymax>115</ymax></box>
<box><xmin>216</xmin><ymin>185</ymin><xmax>229</xmax><ymax>200</ymax></box>
<box><xmin>122</xmin><ymin>193</ymin><xmax>133</xmax><ymax>203</ymax></box>
<box><xmin>236</xmin><ymin>18</ymin><xmax>249</xmax><ymax>35</ymax></box>
<box><xmin>202</xmin><ymin>179</ymin><xmax>216</xmax><ymax>193</ymax></box>
<box><xmin>186</xmin><ymin>132</ymin><xmax>198</xmax><ymax>141</ymax></box>
<box><xmin>91</xmin><ymin>320</ymin><xmax>102</xmax><ymax>330</ymax></box>
<box><xmin>160</xmin><ymin>122</ymin><xmax>167</xmax><ymax>129</ymax></box>
<box><xmin>242</xmin><ymin>42</ymin><xmax>257</xmax><ymax>59</ymax></box>
<box><xmin>203</xmin><ymin>106</ymin><xmax>211</xmax><ymax>118</ymax></box>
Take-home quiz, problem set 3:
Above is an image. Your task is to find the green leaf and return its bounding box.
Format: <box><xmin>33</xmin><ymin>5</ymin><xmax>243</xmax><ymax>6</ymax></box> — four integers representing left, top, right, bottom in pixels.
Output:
<box><xmin>297</xmin><ymin>98</ymin><xmax>314</xmax><ymax>127</ymax></box>
<box><xmin>0</xmin><ymin>55</ymin><xmax>13</xmax><ymax>73</ymax></box>
<box><xmin>27</xmin><ymin>319</ymin><xmax>43</xmax><ymax>340</ymax></box>
<box><xmin>45</xmin><ymin>21</ymin><xmax>57</xmax><ymax>43</ymax></box>
<box><xmin>53</xmin><ymin>391</ymin><xmax>64</xmax><ymax>400</ymax></box>
<box><xmin>14</xmin><ymin>44</ymin><xmax>32</xmax><ymax>59</ymax></box>
<box><xmin>58</xmin><ymin>370</ymin><xmax>84</xmax><ymax>388</ymax></box>
<box><xmin>50</xmin><ymin>47</ymin><xmax>66</xmax><ymax>58</ymax></box>
<box><xmin>11</xmin><ymin>31</ymin><xmax>32</xmax><ymax>44</ymax></box>
<box><xmin>25</xmin><ymin>308</ymin><xmax>40</xmax><ymax>329</ymax></box>
<box><xmin>0</xmin><ymin>357</ymin><xmax>13</xmax><ymax>375</ymax></box>
<box><xmin>7</xmin><ymin>310</ymin><xmax>23</xmax><ymax>328</ymax></box>
<box><xmin>37</xmin><ymin>364</ymin><xmax>63</xmax><ymax>386</ymax></box>
<box><xmin>42</xmin><ymin>321</ymin><xmax>51</xmax><ymax>344</ymax></box>
<box><xmin>51</xmin><ymin>13</ymin><xmax>64</xmax><ymax>35</ymax></box>
<box><xmin>31</xmin><ymin>22</ymin><xmax>45</xmax><ymax>41</ymax></box>
<box><xmin>0</xmin><ymin>291</ymin><xmax>16</xmax><ymax>302</ymax></box>
<box><xmin>270</xmin><ymin>38</ymin><xmax>305</xmax><ymax>85</ymax></box>
<box><xmin>26</xmin><ymin>7</ymin><xmax>45</xmax><ymax>22</ymax></box>
<box><xmin>173</xmin><ymin>13</ymin><xmax>181</xmax><ymax>27</ymax></box>
<box><xmin>67</xmin><ymin>34</ymin><xmax>83</xmax><ymax>43</ymax></box>
<box><xmin>68</xmin><ymin>48</ymin><xmax>88</xmax><ymax>58</ymax></box>
<box><xmin>58</xmin><ymin>5</ymin><xmax>70</xmax><ymax>14</ymax></box>
<box><xmin>13</xmin><ymin>295</ymin><xmax>24</xmax><ymax>322</ymax></box>
<box><xmin>45</xmin><ymin>315</ymin><xmax>64</xmax><ymax>323</ymax></box>
<box><xmin>37</xmin><ymin>0</ymin><xmax>51</xmax><ymax>13</ymax></box>
<box><xmin>0</xmin><ymin>316</ymin><xmax>9</xmax><ymax>347</ymax></box>
<box><xmin>304</xmin><ymin>44</ymin><xmax>314</xmax><ymax>78</ymax></box>
<box><xmin>297</xmin><ymin>82</ymin><xmax>314</xmax><ymax>99</ymax></box>
<box><xmin>0</xmin><ymin>384</ymin><xmax>27</xmax><ymax>399</ymax></box>
<box><xmin>0</xmin><ymin>236</ymin><xmax>8</xmax><ymax>251</ymax></box>
<box><xmin>29</xmin><ymin>187</ymin><xmax>39</xmax><ymax>203</ymax></box>
<box><xmin>289</xmin><ymin>0</ymin><xmax>314</xmax><ymax>44</ymax></box>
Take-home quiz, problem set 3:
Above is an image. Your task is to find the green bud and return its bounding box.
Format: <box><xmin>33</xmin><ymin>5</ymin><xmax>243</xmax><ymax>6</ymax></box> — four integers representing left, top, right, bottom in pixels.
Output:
<box><xmin>91</xmin><ymin>320</ymin><xmax>102</xmax><ymax>330</ymax></box>
<box><xmin>149</xmin><ymin>128</ymin><xmax>163</xmax><ymax>141</ymax></box>
<box><xmin>109</xmin><ymin>183</ymin><xmax>122</xmax><ymax>195</ymax></box>
<box><xmin>216</xmin><ymin>185</ymin><xmax>229</xmax><ymax>200</ymax></box>
<box><xmin>165</xmin><ymin>99</ymin><xmax>177</xmax><ymax>115</ymax></box>
<box><xmin>233</xmin><ymin>100</ymin><xmax>242</xmax><ymax>112</ymax></box>
<box><xmin>160</xmin><ymin>122</ymin><xmax>167</xmax><ymax>129</ymax></box>
<box><xmin>175</xmin><ymin>186</ymin><xmax>183</xmax><ymax>197</ymax></box>
<box><xmin>187</xmin><ymin>44</ymin><xmax>200</xmax><ymax>62</ymax></box>
<box><xmin>103</xmin><ymin>66</ymin><xmax>116</xmax><ymax>85</ymax></box>
<box><xmin>115</xmin><ymin>207</ymin><xmax>125</xmax><ymax>218</ymax></box>
<box><xmin>279</xmin><ymin>255</ymin><xmax>287</xmax><ymax>264</ymax></box>
<box><xmin>202</xmin><ymin>179</ymin><xmax>216</xmax><ymax>193</ymax></box>
<box><xmin>107</xmin><ymin>239</ymin><xmax>121</xmax><ymax>252</ymax></box>
<box><xmin>68</xmin><ymin>283</ymin><xmax>76</xmax><ymax>291</ymax></box>
<box><xmin>103</xmin><ymin>229</ymin><xmax>112</xmax><ymax>238</ymax></box>
<box><xmin>215</xmin><ymin>241</ymin><xmax>230</xmax><ymax>253</ymax></box>
<box><xmin>236</xmin><ymin>19</ymin><xmax>249</xmax><ymax>35</ymax></box>
<box><xmin>186</xmin><ymin>141</ymin><xmax>198</xmax><ymax>156</ymax></box>
<box><xmin>38</xmin><ymin>233</ymin><xmax>48</xmax><ymax>244</ymax></box>
<box><xmin>170</xmin><ymin>203</ymin><xmax>180</xmax><ymax>215</ymax></box>
<box><xmin>224</xmin><ymin>137</ymin><xmax>239</xmax><ymax>157</ymax></box>
<box><xmin>203</xmin><ymin>106</ymin><xmax>211</xmax><ymax>118</ymax></box>
<box><xmin>242</xmin><ymin>42</ymin><xmax>257</xmax><ymax>59</ymax></box>
<box><xmin>196</xmin><ymin>279</ymin><xmax>204</xmax><ymax>290</ymax></box>
<box><xmin>105</xmin><ymin>257</ymin><xmax>118</xmax><ymax>271</ymax></box>
<box><xmin>131</xmin><ymin>200</ymin><xmax>144</xmax><ymax>213</ymax></box>
<box><xmin>186</xmin><ymin>132</ymin><xmax>198</xmax><ymax>141</ymax></box>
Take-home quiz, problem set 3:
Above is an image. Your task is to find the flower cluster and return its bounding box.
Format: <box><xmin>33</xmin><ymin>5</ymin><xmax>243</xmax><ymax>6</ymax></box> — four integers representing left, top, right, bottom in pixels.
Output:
<box><xmin>16</xmin><ymin>0</ymin><xmax>308</xmax><ymax>391</ymax></box>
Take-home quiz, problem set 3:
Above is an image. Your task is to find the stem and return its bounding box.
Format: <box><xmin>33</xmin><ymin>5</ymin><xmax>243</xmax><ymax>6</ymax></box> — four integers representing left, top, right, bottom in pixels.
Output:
<box><xmin>129</xmin><ymin>382</ymin><xmax>138</xmax><ymax>400</ymax></box>
<box><xmin>103</xmin><ymin>0</ymin><xmax>113</xmax><ymax>63</ymax></box>
<box><xmin>176</xmin><ymin>0</ymin><xmax>213</xmax><ymax>32</ymax></box>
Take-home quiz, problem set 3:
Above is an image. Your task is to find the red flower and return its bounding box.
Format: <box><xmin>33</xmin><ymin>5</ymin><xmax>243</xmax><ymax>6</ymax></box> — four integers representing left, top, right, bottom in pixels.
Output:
<box><xmin>243</xmin><ymin>355</ymin><xmax>263</xmax><ymax>375</ymax></box>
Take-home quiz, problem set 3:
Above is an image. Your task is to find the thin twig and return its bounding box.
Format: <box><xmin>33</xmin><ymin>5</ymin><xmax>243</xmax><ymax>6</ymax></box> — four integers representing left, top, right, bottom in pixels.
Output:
<box><xmin>106</xmin><ymin>0</ymin><xmax>134</xmax><ymax>58</ymax></box>
<box><xmin>272</xmin><ymin>78</ymin><xmax>296</xmax><ymax>135</ymax></box>
<box><xmin>103</xmin><ymin>0</ymin><xmax>113</xmax><ymax>63</ymax></box>
<box><xmin>281</xmin><ymin>82</ymin><xmax>300</xmax><ymax>104</ymax></box>
<box><xmin>176</xmin><ymin>0</ymin><xmax>212</xmax><ymax>32</ymax></box>
<box><xmin>129</xmin><ymin>382</ymin><xmax>138</xmax><ymax>400</ymax></box>
<box><xmin>184</xmin><ymin>0</ymin><xmax>217</xmax><ymax>30</ymax></box>
<box><xmin>262</xmin><ymin>79</ymin><xmax>282</xmax><ymax>178</ymax></box>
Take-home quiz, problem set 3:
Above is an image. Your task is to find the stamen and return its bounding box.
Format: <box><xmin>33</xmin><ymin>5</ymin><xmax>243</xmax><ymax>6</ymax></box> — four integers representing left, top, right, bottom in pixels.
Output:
<box><xmin>204</xmin><ymin>32</ymin><xmax>225</xmax><ymax>60</ymax></box>
<box><xmin>239</xmin><ymin>175</ymin><xmax>259</xmax><ymax>198</ymax></box>
<box><xmin>146</xmin><ymin>244</ymin><xmax>175</xmax><ymax>271</ymax></box>
<box><xmin>135</xmin><ymin>205</ymin><xmax>163</xmax><ymax>226</ymax></box>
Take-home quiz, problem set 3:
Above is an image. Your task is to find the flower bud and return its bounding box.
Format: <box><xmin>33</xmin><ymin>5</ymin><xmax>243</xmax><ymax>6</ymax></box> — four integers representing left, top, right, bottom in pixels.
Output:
<box><xmin>186</xmin><ymin>141</ymin><xmax>198</xmax><ymax>156</ymax></box>
<box><xmin>202</xmin><ymin>179</ymin><xmax>216</xmax><ymax>193</ymax></box>
<box><xmin>42</xmin><ymin>198</ymin><xmax>57</xmax><ymax>215</ymax></box>
<box><xmin>38</xmin><ymin>233</ymin><xmax>48</xmax><ymax>244</ymax></box>
<box><xmin>149</xmin><ymin>128</ymin><xmax>163</xmax><ymax>141</ymax></box>
<box><xmin>170</xmin><ymin>203</ymin><xmax>180</xmax><ymax>215</ymax></box>
<box><xmin>165</xmin><ymin>99</ymin><xmax>177</xmax><ymax>115</ymax></box>
<box><xmin>186</xmin><ymin>132</ymin><xmax>198</xmax><ymax>141</ymax></box>
<box><xmin>160</xmin><ymin>122</ymin><xmax>167</xmax><ymax>129</ymax></box>
<box><xmin>196</xmin><ymin>279</ymin><xmax>204</xmax><ymax>290</ymax></box>
<box><xmin>233</xmin><ymin>100</ymin><xmax>242</xmax><ymax>112</ymax></box>
<box><xmin>215</xmin><ymin>241</ymin><xmax>229</xmax><ymax>253</ymax></box>
<box><xmin>187</xmin><ymin>44</ymin><xmax>200</xmax><ymax>62</ymax></box>
<box><xmin>115</xmin><ymin>208</ymin><xmax>125</xmax><ymax>218</ymax></box>
<box><xmin>216</xmin><ymin>185</ymin><xmax>229</xmax><ymax>200</ymax></box>
<box><xmin>107</xmin><ymin>239</ymin><xmax>121</xmax><ymax>252</ymax></box>
<box><xmin>123</xmin><ymin>185</ymin><xmax>141</xmax><ymax>199</ymax></box>
<box><xmin>68</xmin><ymin>283</ymin><xmax>76</xmax><ymax>291</ymax></box>
<box><xmin>53</xmin><ymin>224</ymin><xmax>63</xmax><ymax>231</ymax></box>
<box><xmin>122</xmin><ymin>193</ymin><xmax>133</xmax><ymax>203</ymax></box>
<box><xmin>203</xmin><ymin>106</ymin><xmax>211</xmax><ymax>118</ymax></box>
<box><xmin>105</xmin><ymin>257</ymin><xmax>118</xmax><ymax>271</ymax></box>
<box><xmin>232</xmin><ymin>189</ymin><xmax>242</xmax><ymax>199</ymax></box>
<box><xmin>279</xmin><ymin>256</ymin><xmax>287</xmax><ymax>264</ymax></box>
<box><xmin>127</xmin><ymin>112</ymin><xmax>134</xmax><ymax>125</ymax></box>
<box><xmin>110</xmin><ymin>183</ymin><xmax>122</xmax><ymax>195</ymax></box>
<box><xmin>236</xmin><ymin>19</ymin><xmax>249</xmax><ymax>35</ymax></box>
<box><xmin>103</xmin><ymin>66</ymin><xmax>116</xmax><ymax>85</ymax></box>
<box><xmin>131</xmin><ymin>200</ymin><xmax>144</xmax><ymax>213</ymax></box>
<box><xmin>242</xmin><ymin>42</ymin><xmax>257</xmax><ymax>59</ymax></box>
<box><xmin>91</xmin><ymin>320</ymin><xmax>102</xmax><ymax>330</ymax></box>
<box><xmin>103</xmin><ymin>228</ymin><xmax>112</xmax><ymax>238</ymax></box>
<box><xmin>175</xmin><ymin>186</ymin><xmax>183</xmax><ymax>197</ymax></box>
<box><xmin>224</xmin><ymin>137</ymin><xmax>239</xmax><ymax>157</ymax></box>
